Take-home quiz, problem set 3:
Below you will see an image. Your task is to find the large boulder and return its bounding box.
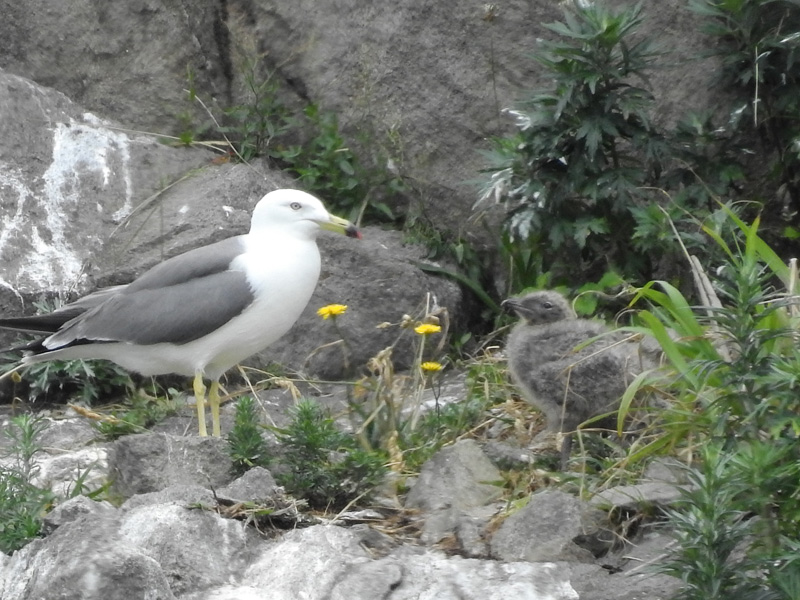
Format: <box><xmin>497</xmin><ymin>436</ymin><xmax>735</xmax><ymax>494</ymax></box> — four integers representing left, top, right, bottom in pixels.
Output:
<box><xmin>0</xmin><ymin>0</ymin><xmax>231</xmax><ymax>133</ymax></box>
<box><xmin>0</xmin><ymin>1</ymin><xmax>721</xmax><ymax>237</ymax></box>
<box><xmin>0</xmin><ymin>70</ymin><xmax>213</xmax><ymax>309</ymax></box>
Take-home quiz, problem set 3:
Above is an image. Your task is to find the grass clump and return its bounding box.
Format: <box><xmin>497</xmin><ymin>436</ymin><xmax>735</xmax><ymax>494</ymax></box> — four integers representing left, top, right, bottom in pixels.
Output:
<box><xmin>276</xmin><ymin>398</ymin><xmax>386</xmax><ymax>510</ymax></box>
<box><xmin>91</xmin><ymin>390</ymin><xmax>180</xmax><ymax>439</ymax></box>
<box><xmin>226</xmin><ymin>396</ymin><xmax>270</xmax><ymax>475</ymax></box>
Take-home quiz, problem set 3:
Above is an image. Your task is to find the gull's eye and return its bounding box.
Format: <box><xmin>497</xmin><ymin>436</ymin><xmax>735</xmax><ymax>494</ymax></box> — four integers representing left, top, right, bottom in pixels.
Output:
<box><xmin>290</xmin><ymin>202</ymin><xmax>302</xmax><ymax>210</ymax></box>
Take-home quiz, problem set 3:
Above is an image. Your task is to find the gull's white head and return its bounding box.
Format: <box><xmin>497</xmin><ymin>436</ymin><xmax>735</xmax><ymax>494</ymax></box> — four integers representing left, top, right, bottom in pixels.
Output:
<box><xmin>250</xmin><ymin>189</ymin><xmax>360</xmax><ymax>240</ymax></box>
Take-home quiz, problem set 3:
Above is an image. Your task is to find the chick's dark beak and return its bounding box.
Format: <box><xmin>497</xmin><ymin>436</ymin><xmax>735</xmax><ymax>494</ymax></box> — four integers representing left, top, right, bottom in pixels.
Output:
<box><xmin>501</xmin><ymin>298</ymin><xmax>520</xmax><ymax>313</ymax></box>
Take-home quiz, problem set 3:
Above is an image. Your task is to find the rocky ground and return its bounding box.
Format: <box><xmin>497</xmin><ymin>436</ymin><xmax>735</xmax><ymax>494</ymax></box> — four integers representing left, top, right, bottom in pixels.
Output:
<box><xmin>0</xmin><ymin>380</ymin><xmax>685</xmax><ymax>600</ymax></box>
<box><xmin>0</xmin><ymin>2</ymin><xmax>715</xmax><ymax>597</ymax></box>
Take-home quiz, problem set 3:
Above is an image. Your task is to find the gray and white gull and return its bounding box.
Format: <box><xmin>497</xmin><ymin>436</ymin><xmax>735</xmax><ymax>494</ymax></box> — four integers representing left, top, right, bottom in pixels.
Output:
<box><xmin>0</xmin><ymin>189</ymin><xmax>360</xmax><ymax>437</ymax></box>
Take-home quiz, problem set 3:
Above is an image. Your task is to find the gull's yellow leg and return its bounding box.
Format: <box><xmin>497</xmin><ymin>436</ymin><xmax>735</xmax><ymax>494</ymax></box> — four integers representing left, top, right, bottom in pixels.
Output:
<box><xmin>209</xmin><ymin>380</ymin><xmax>222</xmax><ymax>438</ymax></box>
<box><xmin>193</xmin><ymin>373</ymin><xmax>208</xmax><ymax>437</ymax></box>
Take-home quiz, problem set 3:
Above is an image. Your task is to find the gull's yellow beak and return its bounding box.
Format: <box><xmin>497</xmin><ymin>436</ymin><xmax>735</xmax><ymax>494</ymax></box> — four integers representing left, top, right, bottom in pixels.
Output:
<box><xmin>321</xmin><ymin>214</ymin><xmax>362</xmax><ymax>239</ymax></box>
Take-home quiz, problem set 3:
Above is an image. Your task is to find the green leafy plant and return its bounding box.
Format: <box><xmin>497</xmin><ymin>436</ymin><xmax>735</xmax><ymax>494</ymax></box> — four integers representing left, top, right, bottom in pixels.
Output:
<box><xmin>277</xmin><ymin>104</ymin><xmax>402</xmax><ymax>224</ymax></box>
<box><xmin>276</xmin><ymin>398</ymin><xmax>387</xmax><ymax>509</ymax></box>
<box><xmin>221</xmin><ymin>60</ymin><xmax>293</xmax><ymax>161</ymax></box>
<box><xmin>477</xmin><ymin>2</ymin><xmax>756</xmax><ymax>292</ymax></box>
<box><xmin>690</xmin><ymin>0</ymin><xmax>800</xmax><ymax>220</ymax></box>
<box><xmin>176</xmin><ymin>60</ymin><xmax>404</xmax><ymax>224</ymax></box>
<box><xmin>613</xmin><ymin>210</ymin><xmax>800</xmax><ymax>596</ymax></box>
<box><xmin>479</xmin><ymin>2</ymin><xmax>670</xmax><ymax>285</ymax></box>
<box><xmin>226</xmin><ymin>395</ymin><xmax>270</xmax><ymax>475</ymax></box>
<box><xmin>658</xmin><ymin>445</ymin><xmax>760</xmax><ymax>600</ymax></box>
<box><xmin>0</xmin><ymin>414</ymin><xmax>54</xmax><ymax>554</ymax></box>
<box><xmin>18</xmin><ymin>358</ymin><xmax>134</xmax><ymax>405</ymax></box>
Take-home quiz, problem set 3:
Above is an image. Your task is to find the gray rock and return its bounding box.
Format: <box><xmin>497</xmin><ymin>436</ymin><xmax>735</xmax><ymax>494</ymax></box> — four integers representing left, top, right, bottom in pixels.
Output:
<box><xmin>590</xmin><ymin>482</ymin><xmax>688</xmax><ymax>511</ymax></box>
<box><xmin>0</xmin><ymin>0</ymin><xmax>721</xmax><ymax>250</ymax></box>
<box><xmin>490</xmin><ymin>490</ymin><xmax>611</xmax><ymax>563</ymax></box>
<box><xmin>0</xmin><ymin>0</ymin><xmax>230</xmax><ymax>134</ymax></box>
<box><xmin>405</xmin><ymin>439</ymin><xmax>504</xmax><ymax>546</ymax></box>
<box><xmin>42</xmin><ymin>495</ymin><xmax>117</xmax><ymax>533</ymax></box>
<box><xmin>483</xmin><ymin>440</ymin><xmax>536</xmax><ymax>470</ymax></box>
<box><xmin>568</xmin><ymin>561</ymin><xmax>681</xmax><ymax>600</ymax></box>
<box><xmin>0</xmin><ymin>512</ymin><xmax>175</xmax><ymax>600</ymax></box>
<box><xmin>453</xmin><ymin>505</ymin><xmax>497</xmax><ymax>558</ymax></box>
<box><xmin>37</xmin><ymin>415</ymin><xmax>99</xmax><ymax>451</ymax></box>
<box><xmin>406</xmin><ymin>439</ymin><xmax>503</xmax><ymax>512</ymax></box>
<box><xmin>0</xmin><ymin>70</ymin><xmax>212</xmax><ymax>308</ymax></box>
<box><xmin>217</xmin><ymin>466</ymin><xmax>278</xmax><ymax>503</ymax></box>
<box><xmin>31</xmin><ymin>446</ymin><xmax>108</xmax><ymax>498</ymax></box>
<box><xmin>643</xmin><ymin>457</ymin><xmax>689</xmax><ymax>485</ymax></box>
<box><xmin>234</xmin><ymin>525</ymin><xmax>578</xmax><ymax>600</ymax></box>
<box><xmin>118</xmin><ymin>503</ymin><xmax>254</xmax><ymax>596</ymax></box>
<box><xmin>242</xmin><ymin>525</ymin><xmax>371</xmax><ymax>592</ymax></box>
<box><xmin>109</xmin><ymin>433</ymin><xmax>234</xmax><ymax>498</ymax></box>
<box><xmin>121</xmin><ymin>484</ymin><xmax>217</xmax><ymax>512</ymax></box>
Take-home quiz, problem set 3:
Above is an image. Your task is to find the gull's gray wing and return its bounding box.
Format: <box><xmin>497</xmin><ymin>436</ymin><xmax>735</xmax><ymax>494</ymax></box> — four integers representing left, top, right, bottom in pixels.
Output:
<box><xmin>0</xmin><ymin>286</ymin><xmax>127</xmax><ymax>335</ymax></box>
<box><xmin>45</xmin><ymin>237</ymin><xmax>254</xmax><ymax>348</ymax></box>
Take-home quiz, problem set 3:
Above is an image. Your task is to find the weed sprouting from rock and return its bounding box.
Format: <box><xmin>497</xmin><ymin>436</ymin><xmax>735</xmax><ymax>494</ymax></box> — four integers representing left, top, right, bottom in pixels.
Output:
<box><xmin>226</xmin><ymin>395</ymin><xmax>270</xmax><ymax>476</ymax></box>
<box><xmin>275</xmin><ymin>398</ymin><xmax>386</xmax><ymax>510</ymax></box>
<box><xmin>0</xmin><ymin>414</ymin><xmax>54</xmax><ymax>554</ymax></box>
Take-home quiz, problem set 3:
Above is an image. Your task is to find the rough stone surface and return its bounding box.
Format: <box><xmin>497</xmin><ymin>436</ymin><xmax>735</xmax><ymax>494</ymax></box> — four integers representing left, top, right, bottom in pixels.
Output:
<box><xmin>0</xmin><ymin>414</ymin><xmax>688</xmax><ymax>600</ymax></box>
<box><xmin>41</xmin><ymin>495</ymin><xmax>117</xmax><ymax>533</ymax></box>
<box><xmin>590</xmin><ymin>481</ymin><xmax>689</xmax><ymax>511</ymax></box>
<box><xmin>217</xmin><ymin>466</ymin><xmax>278</xmax><ymax>502</ymax></box>
<box><xmin>238</xmin><ymin>526</ymin><xmax>578</xmax><ymax>600</ymax></box>
<box><xmin>118</xmin><ymin>503</ymin><xmax>254</xmax><ymax>596</ymax></box>
<box><xmin>0</xmin><ymin>512</ymin><xmax>176</xmax><ymax>600</ymax></box>
<box><xmin>31</xmin><ymin>446</ymin><xmax>108</xmax><ymax>498</ymax></box>
<box><xmin>0</xmin><ymin>0</ymin><xmax>231</xmax><ymax>134</ymax></box>
<box><xmin>0</xmin><ymin>70</ymin><xmax>213</xmax><ymax>306</ymax></box>
<box><xmin>490</xmin><ymin>490</ymin><xmax>611</xmax><ymax>563</ymax></box>
<box><xmin>405</xmin><ymin>439</ymin><xmax>503</xmax><ymax>512</ymax></box>
<box><xmin>405</xmin><ymin>439</ymin><xmax>504</xmax><ymax>546</ymax></box>
<box><xmin>109</xmin><ymin>433</ymin><xmax>234</xmax><ymax>498</ymax></box>
<box><xmin>120</xmin><ymin>484</ymin><xmax>217</xmax><ymax>512</ymax></box>
<box><xmin>37</xmin><ymin>415</ymin><xmax>99</xmax><ymax>451</ymax></box>
<box><xmin>0</xmin><ymin>0</ymin><xmax>722</xmax><ymax>271</ymax></box>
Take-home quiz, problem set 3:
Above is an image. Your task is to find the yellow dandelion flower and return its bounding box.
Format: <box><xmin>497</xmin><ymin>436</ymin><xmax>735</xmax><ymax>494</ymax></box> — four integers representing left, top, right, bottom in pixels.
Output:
<box><xmin>421</xmin><ymin>361</ymin><xmax>443</xmax><ymax>372</ymax></box>
<box><xmin>414</xmin><ymin>323</ymin><xmax>442</xmax><ymax>335</ymax></box>
<box><xmin>317</xmin><ymin>304</ymin><xmax>348</xmax><ymax>319</ymax></box>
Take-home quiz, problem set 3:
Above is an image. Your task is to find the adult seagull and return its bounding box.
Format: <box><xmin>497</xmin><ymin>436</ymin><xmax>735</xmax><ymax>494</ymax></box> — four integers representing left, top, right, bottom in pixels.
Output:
<box><xmin>0</xmin><ymin>189</ymin><xmax>361</xmax><ymax>437</ymax></box>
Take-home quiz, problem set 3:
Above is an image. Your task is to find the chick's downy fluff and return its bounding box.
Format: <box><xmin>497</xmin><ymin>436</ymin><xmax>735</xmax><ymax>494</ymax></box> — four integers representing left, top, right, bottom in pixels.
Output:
<box><xmin>503</xmin><ymin>290</ymin><xmax>652</xmax><ymax>433</ymax></box>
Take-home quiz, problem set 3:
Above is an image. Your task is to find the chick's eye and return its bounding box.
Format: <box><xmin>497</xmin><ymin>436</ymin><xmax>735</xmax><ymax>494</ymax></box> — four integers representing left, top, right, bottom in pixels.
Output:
<box><xmin>290</xmin><ymin>202</ymin><xmax>302</xmax><ymax>210</ymax></box>
<box><xmin>542</xmin><ymin>302</ymin><xmax>553</xmax><ymax>309</ymax></box>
